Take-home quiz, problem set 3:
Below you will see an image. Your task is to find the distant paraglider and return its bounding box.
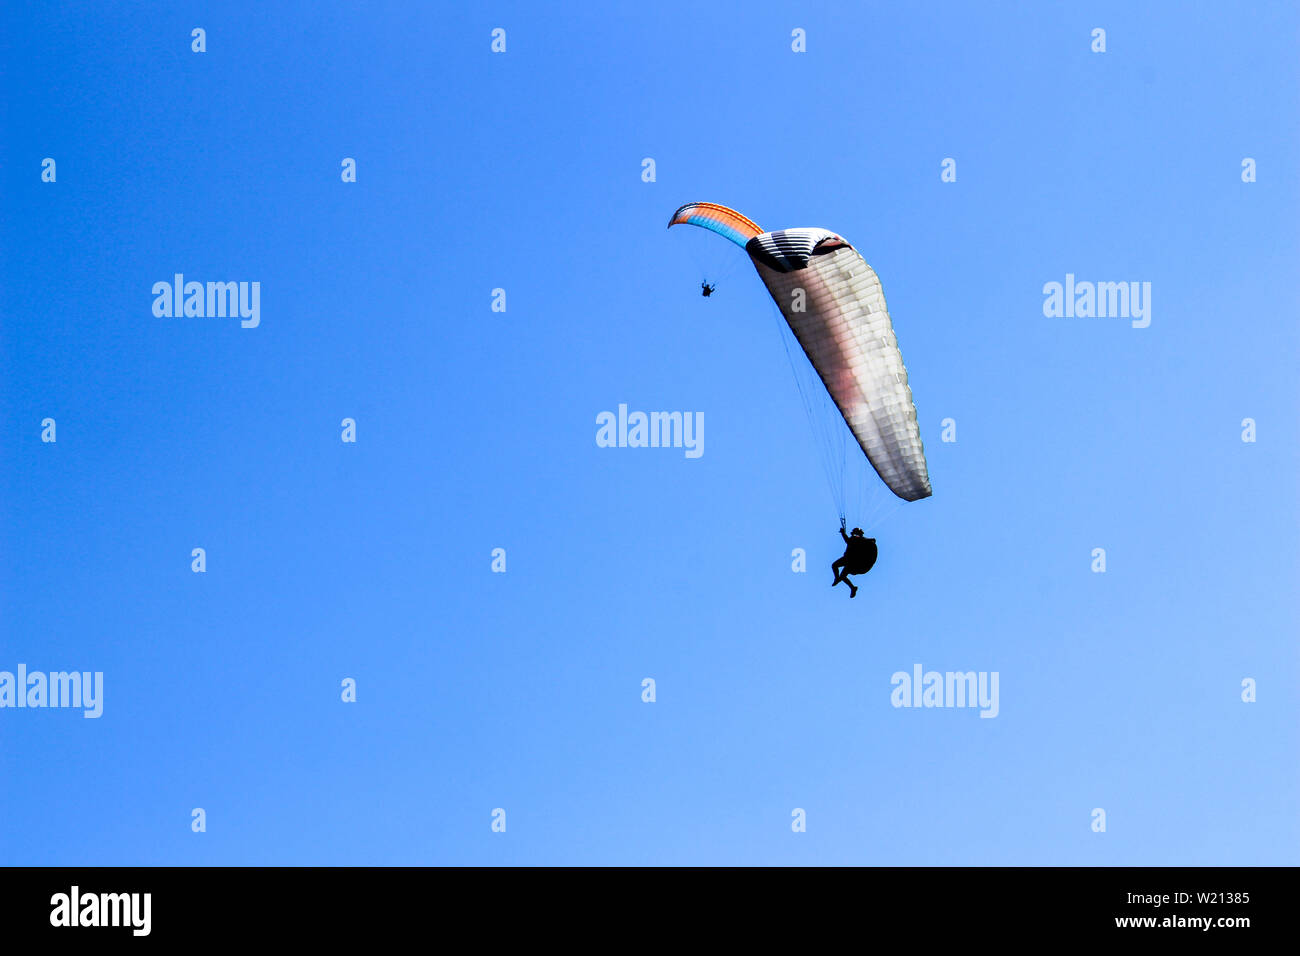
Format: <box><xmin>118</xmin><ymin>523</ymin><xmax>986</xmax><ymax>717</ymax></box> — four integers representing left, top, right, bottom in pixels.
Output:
<box><xmin>700</xmin><ymin>281</ymin><xmax>716</xmax><ymax>297</ymax></box>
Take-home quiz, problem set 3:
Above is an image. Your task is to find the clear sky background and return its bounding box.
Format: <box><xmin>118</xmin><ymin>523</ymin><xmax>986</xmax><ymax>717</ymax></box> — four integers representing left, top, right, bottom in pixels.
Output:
<box><xmin>2</xmin><ymin>2</ymin><xmax>1296</xmax><ymax>865</ymax></box>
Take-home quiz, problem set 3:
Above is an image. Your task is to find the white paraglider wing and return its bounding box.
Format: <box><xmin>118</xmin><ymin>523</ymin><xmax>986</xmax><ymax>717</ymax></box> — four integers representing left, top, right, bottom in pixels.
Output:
<box><xmin>668</xmin><ymin>204</ymin><xmax>932</xmax><ymax>505</ymax></box>
<box><xmin>746</xmin><ymin>229</ymin><xmax>932</xmax><ymax>502</ymax></box>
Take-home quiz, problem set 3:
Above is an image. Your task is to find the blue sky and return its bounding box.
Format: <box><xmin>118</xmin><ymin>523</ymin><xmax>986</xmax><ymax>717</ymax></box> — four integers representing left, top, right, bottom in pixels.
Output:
<box><xmin>2</xmin><ymin>1</ymin><xmax>1296</xmax><ymax>865</ymax></box>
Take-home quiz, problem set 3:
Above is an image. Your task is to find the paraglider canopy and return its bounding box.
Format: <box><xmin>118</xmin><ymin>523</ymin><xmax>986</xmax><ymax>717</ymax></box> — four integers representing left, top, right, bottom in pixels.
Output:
<box><xmin>669</xmin><ymin>200</ymin><xmax>932</xmax><ymax>510</ymax></box>
<box><xmin>669</xmin><ymin>202</ymin><xmax>763</xmax><ymax>248</ymax></box>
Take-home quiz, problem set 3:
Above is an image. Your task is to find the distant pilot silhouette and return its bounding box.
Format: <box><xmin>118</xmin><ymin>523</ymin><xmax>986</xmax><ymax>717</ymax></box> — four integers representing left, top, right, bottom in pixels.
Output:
<box><xmin>832</xmin><ymin>526</ymin><xmax>877</xmax><ymax>599</ymax></box>
<box><xmin>701</xmin><ymin>281</ymin><xmax>715</xmax><ymax>297</ymax></box>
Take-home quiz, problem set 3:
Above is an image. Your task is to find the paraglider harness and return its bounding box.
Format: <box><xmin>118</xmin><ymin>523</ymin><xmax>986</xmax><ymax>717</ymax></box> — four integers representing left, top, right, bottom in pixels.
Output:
<box><xmin>840</xmin><ymin>520</ymin><xmax>878</xmax><ymax>575</ymax></box>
